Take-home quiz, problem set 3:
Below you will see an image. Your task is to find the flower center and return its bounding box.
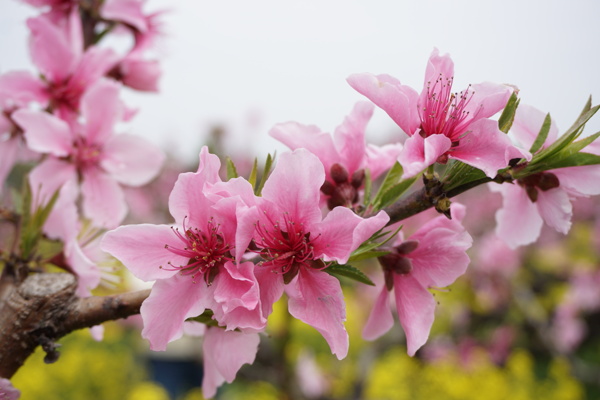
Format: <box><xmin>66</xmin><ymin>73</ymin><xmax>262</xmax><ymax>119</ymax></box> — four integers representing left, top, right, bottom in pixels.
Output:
<box><xmin>419</xmin><ymin>74</ymin><xmax>476</xmax><ymax>142</ymax></box>
<box><xmin>320</xmin><ymin>163</ymin><xmax>364</xmax><ymax>209</ymax></box>
<box><xmin>253</xmin><ymin>212</ymin><xmax>322</xmax><ymax>283</ymax></box>
<box><xmin>378</xmin><ymin>240</ymin><xmax>419</xmax><ymax>290</ymax></box>
<box><xmin>48</xmin><ymin>79</ymin><xmax>81</xmax><ymax>113</ymax></box>
<box><xmin>72</xmin><ymin>137</ymin><xmax>102</xmax><ymax>170</ymax></box>
<box><xmin>517</xmin><ymin>172</ymin><xmax>560</xmax><ymax>202</ymax></box>
<box><xmin>162</xmin><ymin>217</ymin><xmax>233</xmax><ymax>284</ymax></box>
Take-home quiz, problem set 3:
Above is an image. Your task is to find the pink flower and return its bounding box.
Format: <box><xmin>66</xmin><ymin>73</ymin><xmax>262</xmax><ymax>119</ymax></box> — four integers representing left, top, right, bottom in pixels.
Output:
<box><xmin>102</xmin><ymin>147</ymin><xmax>264</xmax><ymax>351</ymax></box>
<box><xmin>0</xmin><ymin>9</ymin><xmax>119</xmax><ymax>119</ymax></box>
<box><xmin>363</xmin><ymin>204</ymin><xmax>472</xmax><ymax>356</ymax></box>
<box><xmin>348</xmin><ymin>48</ymin><xmax>523</xmax><ymax>178</ymax></box>
<box><xmin>237</xmin><ymin>149</ymin><xmax>389</xmax><ymax>359</ymax></box>
<box><xmin>492</xmin><ymin>104</ymin><xmax>600</xmax><ymax>248</ymax></box>
<box><xmin>0</xmin><ymin>378</ymin><xmax>20</xmax><ymax>400</ymax></box>
<box><xmin>13</xmin><ymin>79</ymin><xmax>165</xmax><ymax>228</ymax></box>
<box><xmin>201</xmin><ymin>328</ymin><xmax>260</xmax><ymax>399</ymax></box>
<box><xmin>270</xmin><ymin>101</ymin><xmax>402</xmax><ymax>209</ymax></box>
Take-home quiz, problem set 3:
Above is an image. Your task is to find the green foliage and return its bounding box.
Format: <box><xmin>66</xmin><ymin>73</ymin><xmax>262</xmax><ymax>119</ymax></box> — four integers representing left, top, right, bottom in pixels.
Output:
<box><xmin>498</xmin><ymin>91</ymin><xmax>520</xmax><ymax>134</ymax></box>
<box><xmin>325</xmin><ymin>263</ymin><xmax>375</xmax><ymax>286</ymax></box>
<box><xmin>226</xmin><ymin>157</ymin><xmax>239</xmax><ymax>180</ymax></box>
<box><xmin>369</xmin><ymin>162</ymin><xmax>417</xmax><ymax>211</ymax></box>
<box><xmin>255</xmin><ymin>153</ymin><xmax>275</xmax><ymax>196</ymax></box>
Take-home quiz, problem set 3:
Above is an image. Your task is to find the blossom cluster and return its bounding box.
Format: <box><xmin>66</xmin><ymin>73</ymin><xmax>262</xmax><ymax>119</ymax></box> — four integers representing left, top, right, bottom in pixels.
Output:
<box><xmin>1</xmin><ymin>1</ymin><xmax>600</xmax><ymax>398</ymax></box>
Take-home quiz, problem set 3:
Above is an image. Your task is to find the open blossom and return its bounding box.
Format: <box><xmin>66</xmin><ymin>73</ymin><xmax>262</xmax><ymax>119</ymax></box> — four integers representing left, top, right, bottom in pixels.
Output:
<box><xmin>348</xmin><ymin>48</ymin><xmax>524</xmax><ymax>178</ymax></box>
<box><xmin>12</xmin><ymin>79</ymin><xmax>164</xmax><ymax>228</ymax></box>
<box><xmin>0</xmin><ymin>9</ymin><xmax>118</xmax><ymax>120</ymax></box>
<box><xmin>102</xmin><ymin>147</ymin><xmax>264</xmax><ymax>351</ymax></box>
<box><xmin>363</xmin><ymin>204</ymin><xmax>472</xmax><ymax>356</ymax></box>
<box><xmin>270</xmin><ymin>101</ymin><xmax>402</xmax><ymax>209</ymax></box>
<box><xmin>492</xmin><ymin>104</ymin><xmax>600</xmax><ymax>248</ymax></box>
<box><xmin>237</xmin><ymin>149</ymin><xmax>389</xmax><ymax>359</ymax></box>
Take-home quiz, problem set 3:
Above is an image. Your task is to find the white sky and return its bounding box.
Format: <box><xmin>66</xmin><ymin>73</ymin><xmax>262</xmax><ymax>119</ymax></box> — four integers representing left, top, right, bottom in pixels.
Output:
<box><xmin>1</xmin><ymin>0</ymin><xmax>600</xmax><ymax>163</ymax></box>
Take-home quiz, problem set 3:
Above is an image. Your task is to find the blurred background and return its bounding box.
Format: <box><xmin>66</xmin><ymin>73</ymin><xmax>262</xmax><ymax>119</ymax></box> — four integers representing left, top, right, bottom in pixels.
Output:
<box><xmin>2</xmin><ymin>0</ymin><xmax>600</xmax><ymax>399</ymax></box>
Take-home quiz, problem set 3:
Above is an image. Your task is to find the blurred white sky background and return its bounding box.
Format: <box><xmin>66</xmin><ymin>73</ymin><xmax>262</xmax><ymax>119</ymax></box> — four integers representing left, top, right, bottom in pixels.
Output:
<box><xmin>1</xmin><ymin>0</ymin><xmax>599</xmax><ymax>164</ymax></box>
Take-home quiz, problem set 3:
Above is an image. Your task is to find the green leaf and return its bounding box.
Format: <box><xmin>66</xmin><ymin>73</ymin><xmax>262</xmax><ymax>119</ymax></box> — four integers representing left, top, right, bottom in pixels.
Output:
<box><xmin>529</xmin><ymin>113</ymin><xmax>552</xmax><ymax>154</ymax></box>
<box><xmin>371</xmin><ymin>162</ymin><xmax>404</xmax><ymax>209</ymax></box>
<box><xmin>347</xmin><ymin>250</ymin><xmax>390</xmax><ymax>263</ymax></box>
<box><xmin>248</xmin><ymin>158</ymin><xmax>258</xmax><ymax>188</ymax></box>
<box><xmin>186</xmin><ymin>310</ymin><xmax>220</xmax><ymax>327</ymax></box>
<box><xmin>362</xmin><ymin>168</ymin><xmax>372</xmax><ymax>207</ymax></box>
<box><xmin>226</xmin><ymin>157</ymin><xmax>238</xmax><ymax>180</ymax></box>
<box><xmin>498</xmin><ymin>92</ymin><xmax>520</xmax><ymax>133</ymax></box>
<box><xmin>442</xmin><ymin>161</ymin><xmax>488</xmax><ymax>192</ymax></box>
<box><xmin>565</xmin><ymin>131</ymin><xmax>600</xmax><ymax>155</ymax></box>
<box><xmin>541</xmin><ymin>152</ymin><xmax>600</xmax><ymax>170</ymax></box>
<box><xmin>375</xmin><ymin>176</ymin><xmax>418</xmax><ymax>209</ymax></box>
<box><xmin>255</xmin><ymin>153</ymin><xmax>275</xmax><ymax>196</ymax></box>
<box><xmin>531</xmin><ymin>104</ymin><xmax>600</xmax><ymax>166</ymax></box>
<box><xmin>325</xmin><ymin>264</ymin><xmax>375</xmax><ymax>286</ymax></box>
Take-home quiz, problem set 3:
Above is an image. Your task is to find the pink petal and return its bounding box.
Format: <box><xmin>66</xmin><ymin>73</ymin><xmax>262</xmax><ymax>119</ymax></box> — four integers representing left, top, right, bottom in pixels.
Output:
<box><xmin>365</xmin><ymin>142</ymin><xmax>403</xmax><ymax>180</ymax></box>
<box><xmin>101</xmin><ymin>224</ymin><xmax>185</xmax><ymax>281</ymax></box>
<box><xmin>286</xmin><ymin>268</ymin><xmax>348</xmax><ymax>359</ymax></box>
<box><xmin>167</xmin><ymin>148</ymin><xmax>221</xmax><ymax>227</ymax></box>
<box><xmin>0</xmin><ymin>71</ymin><xmax>49</xmax><ymax>107</ymax></box>
<box><xmin>28</xmin><ymin>157</ymin><xmax>77</xmax><ymax>207</ymax></box>
<box><xmin>66</xmin><ymin>240</ymin><xmax>101</xmax><ymax>297</ymax></box>
<box><xmin>422</xmin><ymin>48</ymin><xmax>454</xmax><ymax>91</ymax></box>
<box><xmin>43</xmin><ymin>180</ymin><xmax>79</xmax><ymax>242</ymax></box>
<box><xmin>512</xmin><ymin>103</ymin><xmax>559</xmax><ymax>150</ymax></box>
<box><xmin>101</xmin><ymin>0</ymin><xmax>149</xmax><ymax>32</ymax></box>
<box><xmin>492</xmin><ymin>183</ymin><xmax>544</xmax><ymax>248</ymax></box>
<box><xmin>269</xmin><ymin>122</ymin><xmax>340</xmax><ymax>180</ymax></box>
<box><xmin>141</xmin><ymin>274</ymin><xmax>213</xmax><ymax>351</ymax></box>
<box><xmin>253</xmin><ymin>263</ymin><xmax>285</xmax><ymax>320</ymax></box>
<box><xmin>13</xmin><ymin>109</ymin><xmax>73</xmax><ymax>156</ymax></box>
<box><xmin>68</xmin><ymin>47</ymin><xmax>120</xmax><ymax>106</ymax></box>
<box><xmin>536</xmin><ymin>188</ymin><xmax>572</xmax><ymax>234</ymax></box>
<box><xmin>552</xmin><ymin>165</ymin><xmax>600</xmax><ymax>197</ymax></box>
<box><xmin>80</xmin><ymin>79</ymin><xmax>122</xmax><ymax>144</ymax></box>
<box><xmin>464</xmin><ymin>82</ymin><xmax>513</xmax><ymax>121</ymax></box>
<box><xmin>27</xmin><ymin>13</ymin><xmax>78</xmax><ymax>82</ymax></box>
<box><xmin>202</xmin><ymin>329</ymin><xmax>260</xmax><ymax>399</ymax></box>
<box><xmin>313</xmin><ymin>208</ymin><xmax>389</xmax><ymax>264</ymax></box>
<box><xmin>450</xmin><ymin>118</ymin><xmax>526</xmax><ymax>178</ymax></box>
<box><xmin>408</xmin><ymin>219</ymin><xmax>472</xmax><ymax>288</ymax></box>
<box><xmin>81</xmin><ymin>167</ymin><xmax>127</xmax><ymax>228</ymax></box>
<box><xmin>0</xmin><ymin>378</ymin><xmax>20</xmax><ymax>400</ymax></box>
<box><xmin>212</xmin><ymin>261</ymin><xmax>265</xmax><ymax>331</ymax></box>
<box><xmin>363</xmin><ymin>286</ymin><xmax>394</xmax><ymax>341</ymax></box>
<box><xmin>347</xmin><ymin>73</ymin><xmax>420</xmax><ymax>136</ymax></box>
<box><xmin>120</xmin><ymin>57</ymin><xmax>161</xmax><ymax>92</ymax></box>
<box><xmin>399</xmin><ymin>133</ymin><xmax>452</xmax><ymax>178</ymax></box>
<box><xmin>393</xmin><ymin>273</ymin><xmax>436</xmax><ymax>356</ymax></box>
<box><xmin>0</xmin><ymin>137</ymin><xmax>19</xmax><ymax>190</ymax></box>
<box><xmin>101</xmin><ymin>133</ymin><xmax>165</xmax><ymax>186</ymax></box>
<box><xmin>333</xmin><ymin>101</ymin><xmax>373</xmax><ymax>175</ymax></box>
<box><xmin>261</xmin><ymin>149</ymin><xmax>324</xmax><ymax>227</ymax></box>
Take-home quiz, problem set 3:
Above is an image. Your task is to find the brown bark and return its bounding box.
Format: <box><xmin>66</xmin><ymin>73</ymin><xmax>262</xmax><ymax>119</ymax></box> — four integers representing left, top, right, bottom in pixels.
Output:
<box><xmin>0</xmin><ymin>272</ymin><xmax>149</xmax><ymax>379</ymax></box>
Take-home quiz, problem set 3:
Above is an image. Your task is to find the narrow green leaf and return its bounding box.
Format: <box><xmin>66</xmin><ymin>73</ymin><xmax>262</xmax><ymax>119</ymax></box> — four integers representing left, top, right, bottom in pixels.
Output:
<box><xmin>325</xmin><ymin>264</ymin><xmax>375</xmax><ymax>286</ymax></box>
<box><xmin>530</xmin><ymin>105</ymin><xmax>600</xmax><ymax>166</ymax></box>
<box><xmin>529</xmin><ymin>113</ymin><xmax>552</xmax><ymax>154</ymax></box>
<box><xmin>498</xmin><ymin>92</ymin><xmax>520</xmax><ymax>133</ymax></box>
<box><xmin>362</xmin><ymin>168</ymin><xmax>372</xmax><ymax>207</ymax></box>
<box><xmin>186</xmin><ymin>310</ymin><xmax>220</xmax><ymax>327</ymax></box>
<box><xmin>375</xmin><ymin>176</ymin><xmax>418</xmax><ymax>209</ymax></box>
<box><xmin>248</xmin><ymin>158</ymin><xmax>258</xmax><ymax>188</ymax></box>
<box><xmin>566</xmin><ymin>131</ymin><xmax>600</xmax><ymax>155</ymax></box>
<box><xmin>443</xmin><ymin>161</ymin><xmax>487</xmax><ymax>192</ymax></box>
<box><xmin>541</xmin><ymin>152</ymin><xmax>600</xmax><ymax>170</ymax></box>
<box><xmin>371</xmin><ymin>162</ymin><xmax>404</xmax><ymax>209</ymax></box>
<box><xmin>255</xmin><ymin>153</ymin><xmax>275</xmax><ymax>196</ymax></box>
<box><xmin>226</xmin><ymin>157</ymin><xmax>238</xmax><ymax>180</ymax></box>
